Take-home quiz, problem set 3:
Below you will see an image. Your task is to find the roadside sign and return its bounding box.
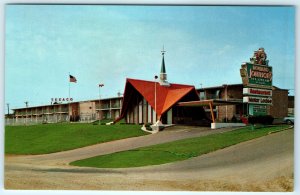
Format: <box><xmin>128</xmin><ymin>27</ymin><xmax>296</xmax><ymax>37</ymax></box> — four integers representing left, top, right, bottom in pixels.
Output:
<box><xmin>240</xmin><ymin>48</ymin><xmax>273</xmax><ymax>116</ymax></box>
<box><xmin>249</xmin><ymin>104</ymin><xmax>267</xmax><ymax>116</ymax></box>
<box><xmin>243</xmin><ymin>88</ymin><xmax>272</xmax><ymax>97</ymax></box>
<box><xmin>240</xmin><ymin>63</ymin><xmax>272</xmax><ymax>89</ymax></box>
<box><xmin>243</xmin><ymin>96</ymin><xmax>272</xmax><ymax>105</ymax></box>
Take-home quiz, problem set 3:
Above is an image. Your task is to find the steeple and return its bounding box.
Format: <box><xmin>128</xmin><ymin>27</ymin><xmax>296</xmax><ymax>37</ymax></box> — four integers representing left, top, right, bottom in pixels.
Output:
<box><xmin>161</xmin><ymin>53</ymin><xmax>166</xmax><ymax>73</ymax></box>
<box><xmin>159</xmin><ymin>46</ymin><xmax>170</xmax><ymax>87</ymax></box>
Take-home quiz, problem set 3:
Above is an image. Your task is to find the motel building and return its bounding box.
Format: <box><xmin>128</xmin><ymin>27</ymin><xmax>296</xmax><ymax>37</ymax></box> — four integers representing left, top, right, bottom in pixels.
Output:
<box><xmin>8</xmin><ymin>50</ymin><xmax>292</xmax><ymax>127</ymax></box>
<box><xmin>113</xmin><ymin>51</ymin><xmax>290</xmax><ymax>128</ymax></box>
<box><xmin>11</xmin><ymin>97</ymin><xmax>122</xmax><ymax>125</ymax></box>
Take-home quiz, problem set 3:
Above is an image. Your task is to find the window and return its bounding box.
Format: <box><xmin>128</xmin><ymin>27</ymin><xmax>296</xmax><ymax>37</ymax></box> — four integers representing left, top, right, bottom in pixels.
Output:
<box><xmin>200</xmin><ymin>92</ymin><xmax>205</xmax><ymax>100</ymax></box>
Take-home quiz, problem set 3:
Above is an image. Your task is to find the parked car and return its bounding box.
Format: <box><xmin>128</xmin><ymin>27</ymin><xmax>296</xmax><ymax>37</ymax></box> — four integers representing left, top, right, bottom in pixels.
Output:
<box><xmin>283</xmin><ymin>116</ymin><xmax>294</xmax><ymax>125</ymax></box>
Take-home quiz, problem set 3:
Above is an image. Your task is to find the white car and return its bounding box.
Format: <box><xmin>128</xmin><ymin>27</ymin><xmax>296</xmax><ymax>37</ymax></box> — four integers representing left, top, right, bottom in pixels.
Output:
<box><xmin>283</xmin><ymin>116</ymin><xmax>294</xmax><ymax>125</ymax></box>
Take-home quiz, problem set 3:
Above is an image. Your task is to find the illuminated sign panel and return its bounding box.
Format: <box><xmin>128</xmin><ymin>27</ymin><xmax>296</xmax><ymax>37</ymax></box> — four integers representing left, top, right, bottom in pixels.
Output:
<box><xmin>241</xmin><ymin>63</ymin><xmax>272</xmax><ymax>89</ymax></box>
<box><xmin>243</xmin><ymin>88</ymin><xmax>272</xmax><ymax>97</ymax></box>
<box><xmin>249</xmin><ymin>104</ymin><xmax>267</xmax><ymax>115</ymax></box>
<box><xmin>243</xmin><ymin>96</ymin><xmax>272</xmax><ymax>105</ymax></box>
<box><xmin>247</xmin><ymin>63</ymin><xmax>272</xmax><ymax>86</ymax></box>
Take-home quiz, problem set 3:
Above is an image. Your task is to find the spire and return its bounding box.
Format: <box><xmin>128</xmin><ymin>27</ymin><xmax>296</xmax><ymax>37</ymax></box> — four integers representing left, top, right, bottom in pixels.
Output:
<box><xmin>159</xmin><ymin>46</ymin><xmax>170</xmax><ymax>87</ymax></box>
<box><xmin>161</xmin><ymin>47</ymin><xmax>166</xmax><ymax>73</ymax></box>
<box><xmin>161</xmin><ymin>55</ymin><xmax>167</xmax><ymax>74</ymax></box>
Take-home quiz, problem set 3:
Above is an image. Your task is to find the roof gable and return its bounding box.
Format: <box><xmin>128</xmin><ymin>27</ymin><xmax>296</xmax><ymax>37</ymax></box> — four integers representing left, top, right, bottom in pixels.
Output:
<box><xmin>126</xmin><ymin>78</ymin><xmax>199</xmax><ymax>116</ymax></box>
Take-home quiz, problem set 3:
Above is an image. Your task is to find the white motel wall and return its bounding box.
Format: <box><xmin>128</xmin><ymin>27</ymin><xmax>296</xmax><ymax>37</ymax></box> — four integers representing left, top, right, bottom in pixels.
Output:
<box><xmin>8</xmin><ymin>97</ymin><xmax>122</xmax><ymax>125</ymax></box>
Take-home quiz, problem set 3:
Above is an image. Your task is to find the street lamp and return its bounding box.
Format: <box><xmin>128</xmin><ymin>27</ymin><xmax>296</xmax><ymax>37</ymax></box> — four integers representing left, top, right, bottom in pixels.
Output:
<box><xmin>24</xmin><ymin>101</ymin><xmax>28</xmax><ymax>125</ymax></box>
<box><xmin>154</xmin><ymin>75</ymin><xmax>158</xmax><ymax>123</ymax></box>
<box><xmin>6</xmin><ymin>103</ymin><xmax>9</xmax><ymax>115</ymax></box>
<box><xmin>6</xmin><ymin>103</ymin><xmax>9</xmax><ymax>125</ymax></box>
<box><xmin>98</xmin><ymin>83</ymin><xmax>104</xmax><ymax>125</ymax></box>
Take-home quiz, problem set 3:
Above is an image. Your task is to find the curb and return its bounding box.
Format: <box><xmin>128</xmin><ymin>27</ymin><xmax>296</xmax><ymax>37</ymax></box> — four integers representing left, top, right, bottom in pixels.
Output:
<box><xmin>267</xmin><ymin>125</ymin><xmax>294</xmax><ymax>135</ymax></box>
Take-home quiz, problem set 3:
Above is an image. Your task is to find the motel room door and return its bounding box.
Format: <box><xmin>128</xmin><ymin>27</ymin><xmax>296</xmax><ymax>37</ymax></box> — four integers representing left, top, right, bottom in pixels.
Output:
<box><xmin>70</xmin><ymin>103</ymin><xmax>79</xmax><ymax>121</ymax></box>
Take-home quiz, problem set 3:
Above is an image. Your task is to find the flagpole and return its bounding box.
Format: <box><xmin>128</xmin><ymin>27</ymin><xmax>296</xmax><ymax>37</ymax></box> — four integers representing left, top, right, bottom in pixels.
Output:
<box><xmin>98</xmin><ymin>86</ymin><xmax>101</xmax><ymax>125</ymax></box>
<box><xmin>68</xmin><ymin>73</ymin><xmax>77</xmax><ymax>122</ymax></box>
<box><xmin>98</xmin><ymin>84</ymin><xmax>104</xmax><ymax>125</ymax></box>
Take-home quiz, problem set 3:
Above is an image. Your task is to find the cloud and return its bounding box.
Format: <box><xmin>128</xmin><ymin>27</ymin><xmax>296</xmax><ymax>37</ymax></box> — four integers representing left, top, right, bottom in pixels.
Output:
<box><xmin>217</xmin><ymin>44</ymin><xmax>234</xmax><ymax>55</ymax></box>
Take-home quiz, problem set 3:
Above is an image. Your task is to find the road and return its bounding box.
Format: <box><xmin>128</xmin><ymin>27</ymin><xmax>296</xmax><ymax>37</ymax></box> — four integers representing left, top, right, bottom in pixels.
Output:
<box><xmin>4</xmin><ymin>126</ymin><xmax>294</xmax><ymax>191</ymax></box>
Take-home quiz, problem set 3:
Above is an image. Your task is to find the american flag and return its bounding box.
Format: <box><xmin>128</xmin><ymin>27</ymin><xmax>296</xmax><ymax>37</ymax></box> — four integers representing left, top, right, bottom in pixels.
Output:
<box><xmin>69</xmin><ymin>75</ymin><xmax>77</xmax><ymax>83</ymax></box>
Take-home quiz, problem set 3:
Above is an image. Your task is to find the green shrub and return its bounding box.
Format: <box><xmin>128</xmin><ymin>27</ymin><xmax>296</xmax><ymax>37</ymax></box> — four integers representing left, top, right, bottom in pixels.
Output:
<box><xmin>231</xmin><ymin>116</ymin><xmax>237</xmax><ymax>123</ymax></box>
<box><xmin>248</xmin><ymin>115</ymin><xmax>274</xmax><ymax>125</ymax></box>
<box><xmin>144</xmin><ymin>123</ymin><xmax>152</xmax><ymax>127</ymax></box>
<box><xmin>222</xmin><ymin>117</ymin><xmax>229</xmax><ymax>123</ymax></box>
<box><xmin>144</xmin><ymin>123</ymin><xmax>153</xmax><ymax>130</ymax></box>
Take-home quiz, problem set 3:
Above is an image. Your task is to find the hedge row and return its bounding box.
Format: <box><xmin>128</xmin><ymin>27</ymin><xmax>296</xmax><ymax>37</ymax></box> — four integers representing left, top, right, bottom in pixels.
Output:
<box><xmin>248</xmin><ymin>115</ymin><xmax>274</xmax><ymax>125</ymax></box>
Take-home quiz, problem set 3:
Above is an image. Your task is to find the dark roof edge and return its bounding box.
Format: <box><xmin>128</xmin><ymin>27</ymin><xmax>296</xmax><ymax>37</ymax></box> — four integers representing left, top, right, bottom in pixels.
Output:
<box><xmin>196</xmin><ymin>84</ymin><xmax>289</xmax><ymax>91</ymax></box>
<box><xmin>12</xmin><ymin>96</ymin><xmax>123</xmax><ymax>110</ymax></box>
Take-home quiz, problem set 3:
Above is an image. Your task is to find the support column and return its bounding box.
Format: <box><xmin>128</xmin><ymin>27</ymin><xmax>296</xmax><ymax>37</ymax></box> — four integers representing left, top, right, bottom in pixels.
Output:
<box><xmin>209</xmin><ymin>102</ymin><xmax>215</xmax><ymax>123</ymax></box>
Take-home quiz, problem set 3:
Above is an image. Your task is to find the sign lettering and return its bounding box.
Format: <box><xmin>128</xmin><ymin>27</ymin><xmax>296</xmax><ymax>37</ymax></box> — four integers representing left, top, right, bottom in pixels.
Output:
<box><xmin>243</xmin><ymin>96</ymin><xmax>272</xmax><ymax>105</ymax></box>
<box><xmin>249</xmin><ymin>104</ymin><xmax>267</xmax><ymax>116</ymax></box>
<box><xmin>51</xmin><ymin>98</ymin><xmax>73</xmax><ymax>102</ymax></box>
<box><xmin>243</xmin><ymin>88</ymin><xmax>272</xmax><ymax>97</ymax></box>
<box><xmin>246</xmin><ymin>63</ymin><xmax>272</xmax><ymax>87</ymax></box>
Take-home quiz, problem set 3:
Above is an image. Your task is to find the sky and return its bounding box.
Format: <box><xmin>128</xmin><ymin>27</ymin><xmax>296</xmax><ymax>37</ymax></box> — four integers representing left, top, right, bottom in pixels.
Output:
<box><xmin>5</xmin><ymin>5</ymin><xmax>295</xmax><ymax>111</ymax></box>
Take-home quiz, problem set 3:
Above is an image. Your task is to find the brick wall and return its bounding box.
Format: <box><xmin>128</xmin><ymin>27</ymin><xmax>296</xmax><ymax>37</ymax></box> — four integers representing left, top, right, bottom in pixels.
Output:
<box><xmin>217</xmin><ymin>105</ymin><xmax>236</xmax><ymax>121</ymax></box>
<box><xmin>267</xmin><ymin>89</ymin><xmax>288</xmax><ymax>118</ymax></box>
<box><xmin>219</xmin><ymin>85</ymin><xmax>243</xmax><ymax>99</ymax></box>
<box><xmin>217</xmin><ymin>85</ymin><xmax>243</xmax><ymax>121</ymax></box>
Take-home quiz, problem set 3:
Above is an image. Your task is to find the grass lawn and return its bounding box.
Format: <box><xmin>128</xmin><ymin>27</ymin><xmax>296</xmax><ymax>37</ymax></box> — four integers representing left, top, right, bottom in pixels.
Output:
<box><xmin>70</xmin><ymin>125</ymin><xmax>290</xmax><ymax>168</ymax></box>
<box><xmin>5</xmin><ymin>123</ymin><xmax>147</xmax><ymax>155</ymax></box>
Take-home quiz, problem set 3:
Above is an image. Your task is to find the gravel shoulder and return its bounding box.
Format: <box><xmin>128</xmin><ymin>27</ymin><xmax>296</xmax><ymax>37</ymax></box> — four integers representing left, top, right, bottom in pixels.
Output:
<box><xmin>4</xmin><ymin>126</ymin><xmax>294</xmax><ymax>191</ymax></box>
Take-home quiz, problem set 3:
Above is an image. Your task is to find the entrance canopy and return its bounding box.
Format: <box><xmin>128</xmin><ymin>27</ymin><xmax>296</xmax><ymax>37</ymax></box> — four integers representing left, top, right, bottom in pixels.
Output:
<box><xmin>177</xmin><ymin>99</ymin><xmax>243</xmax><ymax>123</ymax></box>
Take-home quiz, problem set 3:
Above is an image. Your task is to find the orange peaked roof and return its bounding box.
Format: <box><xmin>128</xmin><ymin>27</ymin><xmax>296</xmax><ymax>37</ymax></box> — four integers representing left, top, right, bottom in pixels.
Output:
<box><xmin>121</xmin><ymin>78</ymin><xmax>199</xmax><ymax>117</ymax></box>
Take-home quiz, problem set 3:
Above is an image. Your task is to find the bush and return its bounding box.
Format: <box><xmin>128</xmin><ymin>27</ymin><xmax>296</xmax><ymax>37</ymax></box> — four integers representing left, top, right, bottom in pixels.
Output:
<box><xmin>70</xmin><ymin>115</ymin><xmax>80</xmax><ymax>122</ymax></box>
<box><xmin>144</xmin><ymin>123</ymin><xmax>152</xmax><ymax>130</ymax></box>
<box><xmin>222</xmin><ymin>118</ymin><xmax>229</xmax><ymax>123</ymax></box>
<box><xmin>248</xmin><ymin>115</ymin><xmax>274</xmax><ymax>125</ymax></box>
<box><xmin>231</xmin><ymin>116</ymin><xmax>237</xmax><ymax>123</ymax></box>
<box><xmin>241</xmin><ymin>116</ymin><xmax>248</xmax><ymax>124</ymax></box>
<box><xmin>144</xmin><ymin>123</ymin><xmax>152</xmax><ymax>128</ymax></box>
